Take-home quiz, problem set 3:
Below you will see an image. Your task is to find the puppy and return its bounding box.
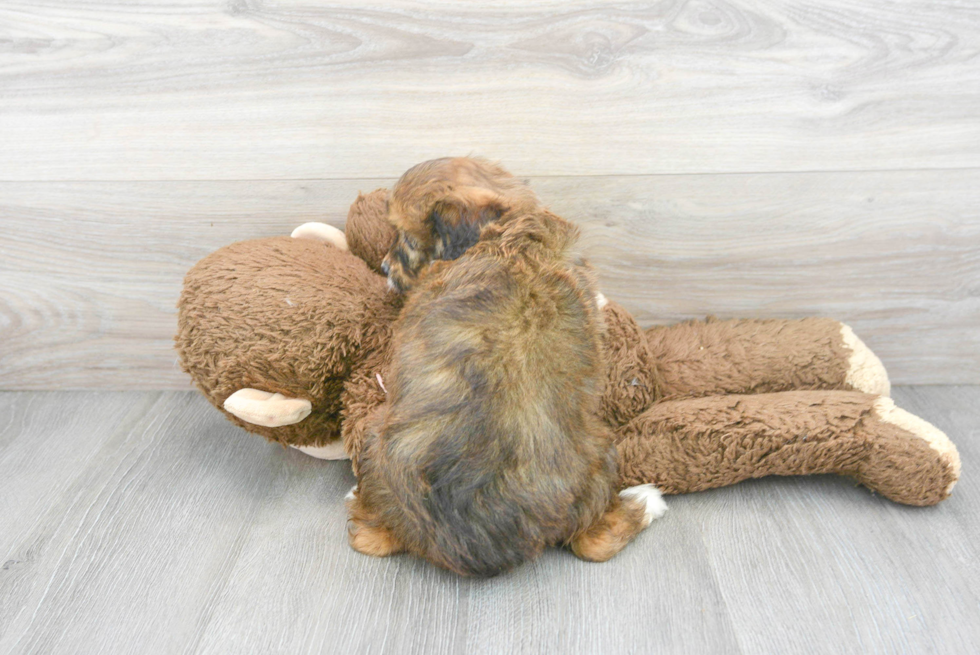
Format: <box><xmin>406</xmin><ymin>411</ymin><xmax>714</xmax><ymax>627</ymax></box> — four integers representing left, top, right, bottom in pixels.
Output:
<box><xmin>347</xmin><ymin>159</ymin><xmax>665</xmax><ymax>576</ymax></box>
<box><xmin>380</xmin><ymin>157</ymin><xmax>540</xmax><ymax>293</ymax></box>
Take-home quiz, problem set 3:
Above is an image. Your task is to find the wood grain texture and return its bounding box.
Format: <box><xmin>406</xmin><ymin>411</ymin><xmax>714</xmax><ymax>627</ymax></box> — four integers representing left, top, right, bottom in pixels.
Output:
<box><xmin>2</xmin><ymin>169</ymin><xmax>978</xmax><ymax>389</ymax></box>
<box><xmin>0</xmin><ymin>1</ymin><xmax>978</xmax><ymax>180</ymax></box>
<box><xmin>0</xmin><ymin>388</ymin><xmax>977</xmax><ymax>654</ymax></box>
<box><xmin>0</xmin><ymin>392</ymin><xmax>288</xmax><ymax>654</ymax></box>
<box><xmin>700</xmin><ymin>384</ymin><xmax>980</xmax><ymax>654</ymax></box>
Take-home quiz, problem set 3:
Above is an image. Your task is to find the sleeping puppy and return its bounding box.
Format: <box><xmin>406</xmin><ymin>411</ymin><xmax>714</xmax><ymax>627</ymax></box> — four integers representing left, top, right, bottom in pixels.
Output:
<box><xmin>347</xmin><ymin>158</ymin><xmax>665</xmax><ymax>576</ymax></box>
<box><xmin>380</xmin><ymin>156</ymin><xmax>540</xmax><ymax>293</ymax></box>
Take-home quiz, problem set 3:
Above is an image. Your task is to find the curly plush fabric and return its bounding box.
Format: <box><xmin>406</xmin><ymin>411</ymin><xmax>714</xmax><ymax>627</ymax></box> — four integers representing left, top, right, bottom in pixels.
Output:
<box><xmin>345</xmin><ymin>189</ymin><xmax>396</xmax><ymax>273</ymax></box>
<box><xmin>615</xmin><ymin>390</ymin><xmax>958</xmax><ymax>506</ymax></box>
<box><xmin>341</xmin><ymin>341</ymin><xmax>394</xmax><ymax>474</ymax></box>
<box><xmin>597</xmin><ymin>301</ymin><xmax>663</xmax><ymax>427</ymax></box>
<box><xmin>646</xmin><ymin>316</ymin><xmax>852</xmax><ymax>398</ymax></box>
<box><xmin>175</xmin><ymin>237</ymin><xmax>399</xmax><ymax>446</ymax></box>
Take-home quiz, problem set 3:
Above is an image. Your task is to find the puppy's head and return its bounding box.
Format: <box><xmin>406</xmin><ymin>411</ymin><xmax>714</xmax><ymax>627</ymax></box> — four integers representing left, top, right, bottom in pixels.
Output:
<box><xmin>382</xmin><ymin>157</ymin><xmax>539</xmax><ymax>292</ymax></box>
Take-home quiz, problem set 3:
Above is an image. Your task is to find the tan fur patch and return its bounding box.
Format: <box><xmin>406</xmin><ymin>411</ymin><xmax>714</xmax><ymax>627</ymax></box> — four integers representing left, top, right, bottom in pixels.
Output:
<box><xmin>348</xmin><ymin>520</ymin><xmax>404</xmax><ymax>557</ymax></box>
<box><xmin>570</xmin><ymin>497</ymin><xmax>650</xmax><ymax>563</ymax></box>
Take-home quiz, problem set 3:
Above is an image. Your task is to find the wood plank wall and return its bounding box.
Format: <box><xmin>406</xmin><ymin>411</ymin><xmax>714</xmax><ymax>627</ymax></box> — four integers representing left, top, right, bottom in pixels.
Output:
<box><xmin>1</xmin><ymin>1</ymin><xmax>978</xmax><ymax>389</ymax></box>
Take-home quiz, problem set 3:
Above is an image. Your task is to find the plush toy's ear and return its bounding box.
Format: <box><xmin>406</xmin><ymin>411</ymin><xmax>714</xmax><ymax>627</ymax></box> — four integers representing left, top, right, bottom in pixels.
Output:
<box><xmin>290</xmin><ymin>222</ymin><xmax>348</xmax><ymax>250</ymax></box>
<box><xmin>429</xmin><ymin>186</ymin><xmax>508</xmax><ymax>261</ymax></box>
<box><xmin>345</xmin><ymin>189</ymin><xmax>397</xmax><ymax>273</ymax></box>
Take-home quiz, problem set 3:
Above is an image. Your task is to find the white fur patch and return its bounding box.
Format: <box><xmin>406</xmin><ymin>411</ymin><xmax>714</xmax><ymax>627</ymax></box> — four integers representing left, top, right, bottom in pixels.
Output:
<box><xmin>595</xmin><ymin>292</ymin><xmax>609</xmax><ymax>309</ymax></box>
<box><xmin>345</xmin><ymin>486</ymin><xmax>357</xmax><ymax>501</ymax></box>
<box><xmin>874</xmin><ymin>397</ymin><xmax>961</xmax><ymax>495</ymax></box>
<box><xmin>840</xmin><ymin>324</ymin><xmax>891</xmax><ymax>397</ymax></box>
<box><xmin>619</xmin><ymin>484</ymin><xmax>667</xmax><ymax>528</ymax></box>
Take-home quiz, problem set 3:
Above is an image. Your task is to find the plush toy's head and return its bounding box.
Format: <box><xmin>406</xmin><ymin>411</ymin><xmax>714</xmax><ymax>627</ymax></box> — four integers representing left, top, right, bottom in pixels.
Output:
<box><xmin>175</xmin><ymin>192</ymin><xmax>400</xmax><ymax>447</ymax></box>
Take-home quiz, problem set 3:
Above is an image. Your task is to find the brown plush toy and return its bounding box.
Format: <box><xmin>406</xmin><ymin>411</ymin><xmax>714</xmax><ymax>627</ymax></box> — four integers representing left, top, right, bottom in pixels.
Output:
<box><xmin>176</xmin><ymin>190</ymin><xmax>961</xmax><ymax>507</ymax></box>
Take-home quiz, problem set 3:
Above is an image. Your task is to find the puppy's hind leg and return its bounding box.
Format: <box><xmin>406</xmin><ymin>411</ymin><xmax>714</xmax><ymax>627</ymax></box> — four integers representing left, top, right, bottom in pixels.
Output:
<box><xmin>346</xmin><ymin>491</ymin><xmax>404</xmax><ymax>558</ymax></box>
<box><xmin>570</xmin><ymin>484</ymin><xmax>667</xmax><ymax>562</ymax></box>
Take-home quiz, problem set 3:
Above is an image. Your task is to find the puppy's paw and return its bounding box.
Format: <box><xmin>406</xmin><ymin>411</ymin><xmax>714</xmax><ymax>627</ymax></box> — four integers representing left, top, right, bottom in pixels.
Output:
<box><xmin>620</xmin><ymin>484</ymin><xmax>667</xmax><ymax>528</ymax></box>
<box><xmin>347</xmin><ymin>518</ymin><xmax>403</xmax><ymax>557</ymax></box>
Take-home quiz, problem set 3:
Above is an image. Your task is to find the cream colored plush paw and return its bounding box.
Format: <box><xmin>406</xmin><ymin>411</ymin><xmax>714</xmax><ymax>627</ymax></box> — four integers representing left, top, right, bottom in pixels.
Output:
<box><xmin>874</xmin><ymin>397</ymin><xmax>960</xmax><ymax>495</ymax></box>
<box><xmin>223</xmin><ymin>388</ymin><xmax>312</xmax><ymax>427</ymax></box>
<box><xmin>290</xmin><ymin>222</ymin><xmax>349</xmax><ymax>250</ymax></box>
<box><xmin>290</xmin><ymin>441</ymin><xmax>350</xmax><ymax>460</ymax></box>
<box><xmin>840</xmin><ymin>324</ymin><xmax>891</xmax><ymax>397</ymax></box>
<box><xmin>620</xmin><ymin>484</ymin><xmax>668</xmax><ymax>528</ymax></box>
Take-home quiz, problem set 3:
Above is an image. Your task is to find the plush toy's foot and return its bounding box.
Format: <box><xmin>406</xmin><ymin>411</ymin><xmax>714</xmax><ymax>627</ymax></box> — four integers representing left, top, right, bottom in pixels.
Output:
<box><xmin>865</xmin><ymin>397</ymin><xmax>960</xmax><ymax>503</ymax></box>
<box><xmin>223</xmin><ymin>388</ymin><xmax>312</xmax><ymax>427</ymax></box>
<box><xmin>840</xmin><ymin>324</ymin><xmax>890</xmax><ymax>396</ymax></box>
<box><xmin>289</xmin><ymin>441</ymin><xmax>350</xmax><ymax>460</ymax></box>
<box><xmin>290</xmin><ymin>222</ymin><xmax>349</xmax><ymax>250</ymax></box>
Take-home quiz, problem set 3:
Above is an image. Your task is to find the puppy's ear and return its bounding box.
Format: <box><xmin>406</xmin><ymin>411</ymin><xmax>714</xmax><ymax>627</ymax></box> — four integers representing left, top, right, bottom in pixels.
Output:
<box><xmin>429</xmin><ymin>187</ymin><xmax>508</xmax><ymax>261</ymax></box>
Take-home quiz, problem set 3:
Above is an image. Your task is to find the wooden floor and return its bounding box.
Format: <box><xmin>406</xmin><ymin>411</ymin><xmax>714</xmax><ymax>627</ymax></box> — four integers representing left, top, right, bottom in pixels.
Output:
<box><xmin>1</xmin><ymin>386</ymin><xmax>977</xmax><ymax>654</ymax></box>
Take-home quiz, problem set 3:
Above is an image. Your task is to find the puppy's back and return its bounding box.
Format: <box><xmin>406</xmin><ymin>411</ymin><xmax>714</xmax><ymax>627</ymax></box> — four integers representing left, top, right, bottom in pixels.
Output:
<box><xmin>361</xmin><ymin>213</ymin><xmax>612</xmax><ymax>576</ymax></box>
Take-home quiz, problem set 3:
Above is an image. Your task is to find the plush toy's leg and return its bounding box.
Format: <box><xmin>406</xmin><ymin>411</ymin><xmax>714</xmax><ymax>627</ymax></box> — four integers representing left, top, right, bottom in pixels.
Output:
<box><xmin>644</xmin><ymin>317</ymin><xmax>890</xmax><ymax>399</ymax></box>
<box><xmin>615</xmin><ymin>391</ymin><xmax>959</xmax><ymax>506</ymax></box>
<box><xmin>290</xmin><ymin>222</ymin><xmax>349</xmax><ymax>250</ymax></box>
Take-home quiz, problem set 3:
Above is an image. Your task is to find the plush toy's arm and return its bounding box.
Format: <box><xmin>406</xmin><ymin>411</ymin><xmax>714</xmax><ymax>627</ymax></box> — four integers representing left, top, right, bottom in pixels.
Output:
<box><xmin>644</xmin><ymin>317</ymin><xmax>890</xmax><ymax>399</ymax></box>
<box><xmin>224</xmin><ymin>388</ymin><xmax>312</xmax><ymax>427</ymax></box>
<box><xmin>615</xmin><ymin>390</ymin><xmax>959</xmax><ymax>506</ymax></box>
<box><xmin>340</xmin><ymin>347</ymin><xmax>392</xmax><ymax>474</ymax></box>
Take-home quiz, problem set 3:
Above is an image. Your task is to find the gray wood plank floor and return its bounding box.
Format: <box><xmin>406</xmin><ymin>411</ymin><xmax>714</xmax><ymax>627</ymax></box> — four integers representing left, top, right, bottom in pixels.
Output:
<box><xmin>1</xmin><ymin>387</ymin><xmax>976</xmax><ymax>654</ymax></box>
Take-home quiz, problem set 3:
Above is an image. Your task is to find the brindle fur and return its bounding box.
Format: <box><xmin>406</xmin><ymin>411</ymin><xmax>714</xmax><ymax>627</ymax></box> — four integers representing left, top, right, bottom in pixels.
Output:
<box><xmin>381</xmin><ymin>157</ymin><xmax>540</xmax><ymax>293</ymax></box>
<box><xmin>348</xmin><ymin>158</ymin><xmax>651</xmax><ymax>576</ymax></box>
